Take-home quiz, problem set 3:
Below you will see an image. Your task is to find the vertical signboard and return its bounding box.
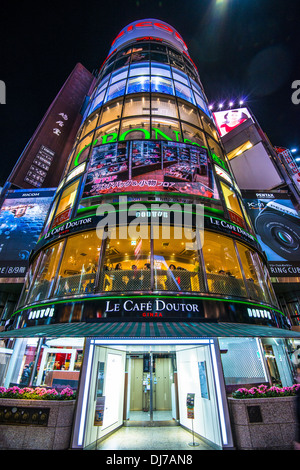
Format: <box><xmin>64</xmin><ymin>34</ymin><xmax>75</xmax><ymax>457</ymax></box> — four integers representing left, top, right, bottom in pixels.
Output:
<box><xmin>242</xmin><ymin>190</ymin><xmax>300</xmax><ymax>276</ymax></box>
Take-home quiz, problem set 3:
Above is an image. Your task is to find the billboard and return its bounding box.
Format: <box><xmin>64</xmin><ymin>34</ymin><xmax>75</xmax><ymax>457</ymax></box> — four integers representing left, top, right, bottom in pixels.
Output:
<box><xmin>213</xmin><ymin>108</ymin><xmax>252</xmax><ymax>137</ymax></box>
<box><xmin>81</xmin><ymin>140</ymin><xmax>219</xmax><ymax>200</ymax></box>
<box><xmin>0</xmin><ymin>189</ymin><xmax>55</xmax><ymax>277</ymax></box>
<box><xmin>242</xmin><ymin>191</ymin><xmax>300</xmax><ymax>277</ymax></box>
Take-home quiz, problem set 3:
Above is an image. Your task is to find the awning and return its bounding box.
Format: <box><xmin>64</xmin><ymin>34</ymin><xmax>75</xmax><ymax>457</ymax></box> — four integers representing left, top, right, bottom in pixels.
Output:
<box><xmin>1</xmin><ymin>322</ymin><xmax>300</xmax><ymax>339</ymax></box>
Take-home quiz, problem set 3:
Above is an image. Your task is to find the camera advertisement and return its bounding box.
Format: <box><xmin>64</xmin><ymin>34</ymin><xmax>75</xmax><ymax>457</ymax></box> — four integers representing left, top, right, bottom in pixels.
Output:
<box><xmin>242</xmin><ymin>191</ymin><xmax>300</xmax><ymax>277</ymax></box>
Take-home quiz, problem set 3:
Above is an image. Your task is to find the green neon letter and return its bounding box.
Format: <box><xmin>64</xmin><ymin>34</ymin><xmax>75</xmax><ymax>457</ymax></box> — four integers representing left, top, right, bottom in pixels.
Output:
<box><xmin>152</xmin><ymin>127</ymin><xmax>172</xmax><ymax>141</ymax></box>
<box><xmin>101</xmin><ymin>132</ymin><xmax>118</xmax><ymax>144</ymax></box>
<box><xmin>119</xmin><ymin>128</ymin><xmax>151</xmax><ymax>141</ymax></box>
<box><xmin>74</xmin><ymin>139</ymin><xmax>98</xmax><ymax>167</ymax></box>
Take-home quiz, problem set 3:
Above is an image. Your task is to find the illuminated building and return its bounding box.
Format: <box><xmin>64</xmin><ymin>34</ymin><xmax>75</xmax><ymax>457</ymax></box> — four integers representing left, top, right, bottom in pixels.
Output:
<box><xmin>1</xmin><ymin>19</ymin><xmax>300</xmax><ymax>451</ymax></box>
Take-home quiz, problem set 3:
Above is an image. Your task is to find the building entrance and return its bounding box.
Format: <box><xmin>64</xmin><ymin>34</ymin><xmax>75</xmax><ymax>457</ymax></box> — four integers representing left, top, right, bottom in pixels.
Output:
<box><xmin>126</xmin><ymin>352</ymin><xmax>177</xmax><ymax>424</ymax></box>
<box><xmin>74</xmin><ymin>340</ymin><xmax>231</xmax><ymax>450</ymax></box>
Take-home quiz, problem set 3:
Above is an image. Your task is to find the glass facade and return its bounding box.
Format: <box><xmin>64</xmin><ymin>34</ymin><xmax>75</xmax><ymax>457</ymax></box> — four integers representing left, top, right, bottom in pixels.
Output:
<box><xmin>1</xmin><ymin>18</ymin><xmax>299</xmax><ymax>453</ymax></box>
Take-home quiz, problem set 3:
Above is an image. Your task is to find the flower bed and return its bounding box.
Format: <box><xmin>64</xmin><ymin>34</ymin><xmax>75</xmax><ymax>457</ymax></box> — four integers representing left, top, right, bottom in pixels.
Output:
<box><xmin>0</xmin><ymin>386</ymin><xmax>77</xmax><ymax>450</ymax></box>
<box><xmin>232</xmin><ymin>383</ymin><xmax>300</xmax><ymax>399</ymax></box>
<box><xmin>228</xmin><ymin>384</ymin><xmax>299</xmax><ymax>450</ymax></box>
<box><xmin>0</xmin><ymin>385</ymin><xmax>76</xmax><ymax>400</ymax></box>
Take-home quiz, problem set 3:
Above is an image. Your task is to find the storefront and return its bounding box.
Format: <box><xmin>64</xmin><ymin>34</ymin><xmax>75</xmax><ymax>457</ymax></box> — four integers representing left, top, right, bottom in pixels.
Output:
<box><xmin>1</xmin><ymin>320</ymin><xmax>299</xmax><ymax>450</ymax></box>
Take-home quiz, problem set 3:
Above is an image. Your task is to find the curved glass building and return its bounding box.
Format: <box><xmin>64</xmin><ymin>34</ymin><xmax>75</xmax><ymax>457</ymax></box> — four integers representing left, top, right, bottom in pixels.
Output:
<box><xmin>2</xmin><ymin>19</ymin><xmax>300</xmax><ymax>451</ymax></box>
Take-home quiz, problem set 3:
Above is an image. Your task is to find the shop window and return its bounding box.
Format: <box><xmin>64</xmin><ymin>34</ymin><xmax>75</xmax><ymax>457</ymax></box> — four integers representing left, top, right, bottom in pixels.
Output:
<box><xmin>172</xmin><ymin>68</ymin><xmax>190</xmax><ymax>86</ymax></box>
<box><xmin>131</xmin><ymin>51</ymin><xmax>150</xmax><ymax>64</ymax></box>
<box><xmin>119</xmin><ymin>117</ymin><xmax>151</xmax><ymax>141</ymax></box>
<box><xmin>105</xmin><ymin>79</ymin><xmax>126</xmax><ymax>103</ymax></box>
<box><xmin>71</xmin><ymin>134</ymin><xmax>95</xmax><ymax>168</ymax></box>
<box><xmin>150</xmin><ymin>52</ymin><xmax>168</xmax><ymax>64</ymax></box>
<box><xmin>80</xmin><ymin>112</ymin><xmax>100</xmax><ymax>140</ymax></box>
<box><xmin>54</xmin><ymin>231</ymin><xmax>102</xmax><ymax>297</ymax></box>
<box><xmin>94</xmin><ymin>121</ymin><xmax>120</xmax><ymax>145</ymax></box>
<box><xmin>113</xmin><ymin>56</ymin><xmax>131</xmax><ymax>69</ymax></box>
<box><xmin>150</xmin><ymin>76</ymin><xmax>174</xmax><ymax>95</ymax></box>
<box><xmin>168</xmin><ymin>47</ymin><xmax>183</xmax><ymax>62</ymax></box>
<box><xmin>129</xmin><ymin>62</ymin><xmax>150</xmax><ymax>77</ymax></box>
<box><xmin>151</xmin><ymin>118</ymin><xmax>181</xmax><ymax>142</ymax></box>
<box><xmin>237</xmin><ymin>243</ymin><xmax>270</xmax><ymax>302</ymax></box>
<box><xmin>202</xmin><ymin>117</ymin><xmax>219</xmax><ymax>140</ymax></box>
<box><xmin>181</xmin><ymin>123</ymin><xmax>205</xmax><ymax>147</ymax></box>
<box><xmin>174</xmin><ymin>81</ymin><xmax>195</xmax><ymax>104</ymax></box>
<box><xmin>153</xmin><ymin>226</ymin><xmax>204</xmax><ymax>292</ymax></box>
<box><xmin>219</xmin><ymin>337</ymin><xmax>268</xmax><ymax>388</ymax></box>
<box><xmin>150</xmin><ymin>63</ymin><xmax>171</xmax><ymax>77</ymax></box>
<box><xmin>98</xmin><ymin>226</ymin><xmax>151</xmax><ymax>292</ymax></box>
<box><xmin>52</xmin><ymin>180</ymin><xmax>79</xmax><ymax>228</ymax></box>
<box><xmin>126</xmin><ymin>76</ymin><xmax>151</xmax><ymax>94</ymax></box>
<box><xmin>123</xmin><ymin>95</ymin><xmax>151</xmax><ymax>117</ymax></box>
<box><xmin>110</xmin><ymin>66</ymin><xmax>129</xmax><ymax>84</ymax></box>
<box><xmin>202</xmin><ymin>232</ymin><xmax>246</xmax><ymax>297</ymax></box>
<box><xmin>261</xmin><ymin>338</ymin><xmax>294</xmax><ymax>387</ymax></box>
<box><xmin>220</xmin><ymin>182</ymin><xmax>246</xmax><ymax>228</ymax></box>
<box><xmin>90</xmin><ymin>90</ymin><xmax>106</xmax><ymax>114</ymax></box>
<box><xmin>99</xmin><ymin>101</ymin><xmax>123</xmax><ymax>126</ymax></box>
<box><xmin>151</xmin><ymin>96</ymin><xmax>178</xmax><ymax>118</ymax></box>
<box><xmin>27</xmin><ymin>241</ymin><xmax>64</xmax><ymax>303</ymax></box>
<box><xmin>18</xmin><ymin>254</ymin><xmax>41</xmax><ymax>306</ymax></box>
<box><xmin>150</xmin><ymin>43</ymin><xmax>167</xmax><ymax>53</ymax></box>
<box><xmin>178</xmin><ymin>102</ymin><xmax>200</xmax><ymax>127</ymax></box>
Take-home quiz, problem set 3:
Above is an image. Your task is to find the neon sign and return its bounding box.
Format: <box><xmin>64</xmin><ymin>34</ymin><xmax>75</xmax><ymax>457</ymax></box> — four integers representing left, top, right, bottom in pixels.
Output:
<box><xmin>73</xmin><ymin>127</ymin><xmax>228</xmax><ymax>171</ymax></box>
<box><xmin>110</xmin><ymin>20</ymin><xmax>189</xmax><ymax>53</ymax></box>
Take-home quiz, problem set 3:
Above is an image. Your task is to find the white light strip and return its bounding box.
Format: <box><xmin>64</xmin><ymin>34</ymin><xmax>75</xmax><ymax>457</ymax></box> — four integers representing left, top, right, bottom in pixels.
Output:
<box><xmin>210</xmin><ymin>342</ymin><xmax>228</xmax><ymax>446</ymax></box>
<box><xmin>77</xmin><ymin>342</ymin><xmax>94</xmax><ymax>447</ymax></box>
<box><xmin>93</xmin><ymin>338</ymin><xmax>211</xmax><ymax>345</ymax></box>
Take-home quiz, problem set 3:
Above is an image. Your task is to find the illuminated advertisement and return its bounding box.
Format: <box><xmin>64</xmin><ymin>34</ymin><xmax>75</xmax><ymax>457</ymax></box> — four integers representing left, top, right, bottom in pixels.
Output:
<box><xmin>275</xmin><ymin>146</ymin><xmax>300</xmax><ymax>192</ymax></box>
<box><xmin>213</xmin><ymin>108</ymin><xmax>252</xmax><ymax>137</ymax></box>
<box><xmin>0</xmin><ymin>189</ymin><xmax>55</xmax><ymax>277</ymax></box>
<box><xmin>243</xmin><ymin>191</ymin><xmax>300</xmax><ymax>276</ymax></box>
<box><xmin>82</xmin><ymin>140</ymin><xmax>219</xmax><ymax>199</ymax></box>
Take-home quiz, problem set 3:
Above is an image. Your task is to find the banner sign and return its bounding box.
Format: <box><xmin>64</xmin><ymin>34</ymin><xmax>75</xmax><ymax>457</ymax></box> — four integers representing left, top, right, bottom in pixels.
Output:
<box><xmin>0</xmin><ymin>189</ymin><xmax>55</xmax><ymax>277</ymax></box>
<box><xmin>242</xmin><ymin>190</ymin><xmax>300</xmax><ymax>276</ymax></box>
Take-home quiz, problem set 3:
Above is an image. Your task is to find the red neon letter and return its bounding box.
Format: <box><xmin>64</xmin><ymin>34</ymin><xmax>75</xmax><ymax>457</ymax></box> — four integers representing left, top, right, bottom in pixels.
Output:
<box><xmin>111</xmin><ymin>30</ymin><xmax>125</xmax><ymax>46</ymax></box>
<box><xmin>135</xmin><ymin>21</ymin><xmax>152</xmax><ymax>28</ymax></box>
<box><xmin>154</xmin><ymin>22</ymin><xmax>173</xmax><ymax>33</ymax></box>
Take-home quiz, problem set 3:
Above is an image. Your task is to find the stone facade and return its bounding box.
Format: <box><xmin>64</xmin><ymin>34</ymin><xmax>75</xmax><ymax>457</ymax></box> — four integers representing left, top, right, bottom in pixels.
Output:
<box><xmin>0</xmin><ymin>398</ymin><xmax>76</xmax><ymax>450</ymax></box>
<box><xmin>228</xmin><ymin>396</ymin><xmax>298</xmax><ymax>450</ymax></box>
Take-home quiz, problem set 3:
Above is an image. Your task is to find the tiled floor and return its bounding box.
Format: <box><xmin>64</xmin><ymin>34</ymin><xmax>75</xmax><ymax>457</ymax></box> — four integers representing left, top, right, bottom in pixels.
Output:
<box><xmin>96</xmin><ymin>426</ymin><xmax>216</xmax><ymax>451</ymax></box>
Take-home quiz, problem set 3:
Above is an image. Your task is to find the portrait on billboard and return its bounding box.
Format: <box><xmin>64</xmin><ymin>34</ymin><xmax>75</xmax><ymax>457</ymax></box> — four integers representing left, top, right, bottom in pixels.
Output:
<box><xmin>82</xmin><ymin>140</ymin><xmax>219</xmax><ymax>200</ymax></box>
<box><xmin>213</xmin><ymin>108</ymin><xmax>252</xmax><ymax>137</ymax></box>
<box><xmin>243</xmin><ymin>191</ymin><xmax>300</xmax><ymax>276</ymax></box>
<box><xmin>0</xmin><ymin>189</ymin><xmax>55</xmax><ymax>277</ymax></box>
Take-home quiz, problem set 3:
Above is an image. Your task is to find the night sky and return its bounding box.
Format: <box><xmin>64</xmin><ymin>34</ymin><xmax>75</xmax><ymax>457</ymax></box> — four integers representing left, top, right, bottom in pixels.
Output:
<box><xmin>0</xmin><ymin>0</ymin><xmax>299</xmax><ymax>186</ymax></box>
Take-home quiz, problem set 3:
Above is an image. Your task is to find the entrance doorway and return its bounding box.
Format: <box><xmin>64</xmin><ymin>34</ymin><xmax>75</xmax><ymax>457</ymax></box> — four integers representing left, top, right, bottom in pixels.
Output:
<box><xmin>74</xmin><ymin>340</ymin><xmax>232</xmax><ymax>450</ymax></box>
<box><xmin>126</xmin><ymin>352</ymin><xmax>177</xmax><ymax>424</ymax></box>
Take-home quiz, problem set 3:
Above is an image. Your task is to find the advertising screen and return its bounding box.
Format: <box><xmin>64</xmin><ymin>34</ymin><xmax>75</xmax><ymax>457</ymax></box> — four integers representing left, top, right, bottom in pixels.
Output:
<box><xmin>242</xmin><ymin>191</ymin><xmax>300</xmax><ymax>277</ymax></box>
<box><xmin>0</xmin><ymin>189</ymin><xmax>55</xmax><ymax>277</ymax></box>
<box><xmin>213</xmin><ymin>107</ymin><xmax>252</xmax><ymax>137</ymax></box>
<box><xmin>82</xmin><ymin>140</ymin><xmax>219</xmax><ymax>200</ymax></box>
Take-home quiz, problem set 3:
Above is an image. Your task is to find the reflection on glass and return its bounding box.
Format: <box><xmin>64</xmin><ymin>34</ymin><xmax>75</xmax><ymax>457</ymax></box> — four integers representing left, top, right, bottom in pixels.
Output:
<box><xmin>55</xmin><ymin>232</ymin><xmax>101</xmax><ymax>297</ymax></box>
<box><xmin>151</xmin><ymin>96</ymin><xmax>178</xmax><ymax>118</ymax></box>
<box><xmin>202</xmin><ymin>233</ymin><xmax>246</xmax><ymax>297</ymax></box>
<box><xmin>52</xmin><ymin>180</ymin><xmax>79</xmax><ymax>228</ymax></box>
<box><xmin>28</xmin><ymin>242</ymin><xmax>64</xmax><ymax>302</ymax></box>
<box><xmin>105</xmin><ymin>80</ymin><xmax>126</xmax><ymax>102</ymax></box>
<box><xmin>127</xmin><ymin>76</ymin><xmax>151</xmax><ymax>94</ymax></box>
<box><xmin>151</xmin><ymin>76</ymin><xmax>174</xmax><ymax>95</ymax></box>
<box><xmin>221</xmin><ymin>182</ymin><xmax>245</xmax><ymax>227</ymax></box>
<box><xmin>237</xmin><ymin>243</ymin><xmax>270</xmax><ymax>302</ymax></box>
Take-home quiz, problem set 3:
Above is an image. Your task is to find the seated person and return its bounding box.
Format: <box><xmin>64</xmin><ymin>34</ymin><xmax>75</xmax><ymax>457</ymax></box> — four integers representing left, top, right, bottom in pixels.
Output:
<box><xmin>127</xmin><ymin>265</ymin><xmax>142</xmax><ymax>290</ymax></box>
